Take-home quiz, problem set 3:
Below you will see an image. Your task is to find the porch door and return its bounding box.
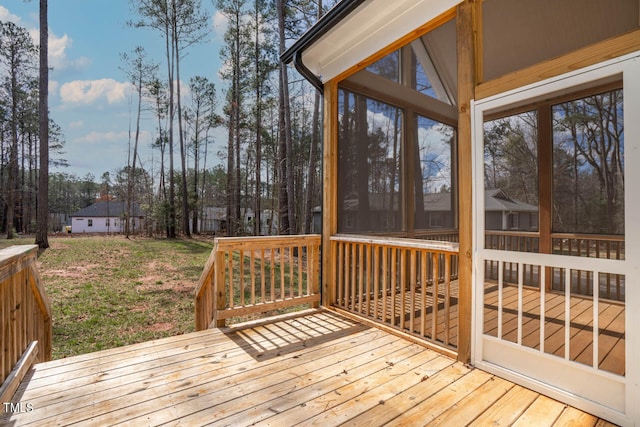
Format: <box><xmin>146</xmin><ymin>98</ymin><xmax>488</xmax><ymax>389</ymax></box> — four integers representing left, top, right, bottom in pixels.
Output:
<box><xmin>472</xmin><ymin>53</ymin><xmax>640</xmax><ymax>425</ymax></box>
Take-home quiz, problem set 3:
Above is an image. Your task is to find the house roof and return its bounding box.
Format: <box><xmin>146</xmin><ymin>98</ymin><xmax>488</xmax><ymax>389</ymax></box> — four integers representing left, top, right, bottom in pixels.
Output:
<box><xmin>70</xmin><ymin>201</ymin><xmax>142</xmax><ymax>218</ymax></box>
<box><xmin>483</xmin><ymin>189</ymin><xmax>537</xmax><ymax>213</ymax></box>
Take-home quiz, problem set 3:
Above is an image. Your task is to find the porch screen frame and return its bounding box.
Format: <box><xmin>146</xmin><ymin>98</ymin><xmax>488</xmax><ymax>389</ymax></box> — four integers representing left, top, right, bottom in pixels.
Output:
<box><xmin>471</xmin><ymin>51</ymin><xmax>640</xmax><ymax>425</ymax></box>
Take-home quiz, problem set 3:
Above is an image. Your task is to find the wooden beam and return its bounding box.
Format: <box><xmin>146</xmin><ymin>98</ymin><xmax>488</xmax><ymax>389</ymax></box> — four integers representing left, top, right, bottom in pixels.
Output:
<box><xmin>341</xmin><ymin>70</ymin><xmax>458</xmax><ymax>126</ymax></box>
<box><xmin>455</xmin><ymin>0</ymin><xmax>477</xmax><ymax>364</ymax></box>
<box><xmin>476</xmin><ymin>29</ymin><xmax>640</xmax><ymax>100</ymax></box>
<box><xmin>473</xmin><ymin>0</ymin><xmax>484</xmax><ymax>84</ymax></box>
<box><xmin>322</xmin><ymin>80</ymin><xmax>339</xmax><ymax>308</ymax></box>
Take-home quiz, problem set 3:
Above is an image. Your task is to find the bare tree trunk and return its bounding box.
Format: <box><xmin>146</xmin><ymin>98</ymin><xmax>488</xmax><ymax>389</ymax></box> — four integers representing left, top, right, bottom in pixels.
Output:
<box><xmin>35</xmin><ymin>0</ymin><xmax>49</xmax><ymax>247</ymax></box>
<box><xmin>253</xmin><ymin>0</ymin><xmax>262</xmax><ymax>236</ymax></box>
<box><xmin>276</xmin><ymin>0</ymin><xmax>291</xmax><ymax>234</ymax></box>
<box><xmin>304</xmin><ymin>90</ymin><xmax>321</xmax><ymax>233</ymax></box>
<box><xmin>166</xmin><ymin>9</ymin><xmax>177</xmax><ymax>239</ymax></box>
<box><xmin>174</xmin><ymin>33</ymin><xmax>190</xmax><ymax>236</ymax></box>
<box><xmin>7</xmin><ymin>64</ymin><xmax>19</xmax><ymax>239</ymax></box>
<box><xmin>226</xmin><ymin>107</ymin><xmax>235</xmax><ymax>236</ymax></box>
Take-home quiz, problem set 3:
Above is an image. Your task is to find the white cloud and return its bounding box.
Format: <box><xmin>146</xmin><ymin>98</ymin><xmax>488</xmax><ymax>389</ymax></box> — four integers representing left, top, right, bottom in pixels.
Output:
<box><xmin>60</xmin><ymin>79</ymin><xmax>133</xmax><ymax>106</ymax></box>
<box><xmin>76</xmin><ymin>130</ymin><xmax>152</xmax><ymax>146</ymax></box>
<box><xmin>28</xmin><ymin>29</ymin><xmax>91</xmax><ymax>72</ymax></box>
<box><xmin>0</xmin><ymin>6</ymin><xmax>21</xmax><ymax>24</ymax></box>
<box><xmin>76</xmin><ymin>131</ymin><xmax>128</xmax><ymax>145</ymax></box>
<box><xmin>69</xmin><ymin>120</ymin><xmax>84</xmax><ymax>129</ymax></box>
<box><xmin>212</xmin><ymin>11</ymin><xmax>228</xmax><ymax>39</ymax></box>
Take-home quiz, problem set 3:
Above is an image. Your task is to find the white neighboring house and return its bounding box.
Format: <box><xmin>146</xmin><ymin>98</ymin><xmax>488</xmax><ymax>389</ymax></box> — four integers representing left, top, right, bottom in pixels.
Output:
<box><xmin>70</xmin><ymin>201</ymin><xmax>143</xmax><ymax>234</ymax></box>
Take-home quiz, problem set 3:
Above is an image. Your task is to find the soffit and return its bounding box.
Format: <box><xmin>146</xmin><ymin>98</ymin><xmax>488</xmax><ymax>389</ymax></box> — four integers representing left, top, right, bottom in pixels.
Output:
<box><xmin>300</xmin><ymin>0</ymin><xmax>463</xmax><ymax>84</ymax></box>
<box><xmin>483</xmin><ymin>0</ymin><xmax>640</xmax><ymax>81</ymax></box>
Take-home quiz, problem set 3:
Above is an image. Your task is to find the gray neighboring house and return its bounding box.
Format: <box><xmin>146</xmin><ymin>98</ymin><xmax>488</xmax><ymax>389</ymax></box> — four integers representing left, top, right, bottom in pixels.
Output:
<box><xmin>318</xmin><ymin>188</ymin><xmax>538</xmax><ymax>232</ymax></box>
<box><xmin>70</xmin><ymin>201</ymin><xmax>144</xmax><ymax>234</ymax></box>
<box><xmin>483</xmin><ymin>189</ymin><xmax>538</xmax><ymax>231</ymax></box>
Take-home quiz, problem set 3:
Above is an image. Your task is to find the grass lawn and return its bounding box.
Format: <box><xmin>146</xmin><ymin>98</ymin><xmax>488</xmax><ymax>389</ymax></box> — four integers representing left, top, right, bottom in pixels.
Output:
<box><xmin>0</xmin><ymin>235</ymin><xmax>213</xmax><ymax>360</ymax></box>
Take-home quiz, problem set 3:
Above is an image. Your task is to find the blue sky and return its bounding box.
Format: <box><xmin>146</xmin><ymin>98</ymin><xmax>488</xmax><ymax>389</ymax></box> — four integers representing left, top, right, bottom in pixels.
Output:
<box><xmin>1</xmin><ymin>1</ymin><xmax>227</xmax><ymax>180</ymax></box>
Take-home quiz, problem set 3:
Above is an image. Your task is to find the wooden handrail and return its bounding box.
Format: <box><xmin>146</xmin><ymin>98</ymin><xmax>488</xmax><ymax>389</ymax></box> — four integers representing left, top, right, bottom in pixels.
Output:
<box><xmin>195</xmin><ymin>235</ymin><xmax>322</xmax><ymax>330</ymax></box>
<box><xmin>331</xmin><ymin>234</ymin><xmax>459</xmax><ymax>253</ymax></box>
<box><xmin>0</xmin><ymin>245</ymin><xmax>52</xmax><ymax>391</ymax></box>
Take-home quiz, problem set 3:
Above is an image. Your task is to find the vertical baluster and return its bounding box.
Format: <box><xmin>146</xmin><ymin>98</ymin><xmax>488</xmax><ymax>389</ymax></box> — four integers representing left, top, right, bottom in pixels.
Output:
<box><xmin>289</xmin><ymin>246</ymin><xmax>295</xmax><ymax>299</ymax></box>
<box><xmin>421</xmin><ymin>250</ymin><xmax>427</xmax><ymax>338</ymax></box>
<box><xmin>269</xmin><ymin>248</ymin><xmax>275</xmax><ymax>302</ymax></box>
<box><xmin>298</xmin><ymin>245</ymin><xmax>303</xmax><ymax>298</ymax></box>
<box><xmin>390</xmin><ymin>247</ymin><xmax>397</xmax><ymax>327</ymax></box>
<box><xmin>239</xmin><ymin>250</ymin><xmax>244</xmax><ymax>306</ymax></box>
<box><xmin>344</xmin><ymin>243</ymin><xmax>351</xmax><ymax>310</ymax></box>
<box><xmin>518</xmin><ymin>262</ymin><xmax>523</xmax><ymax>345</ymax></box>
<box><xmin>373</xmin><ymin>246</ymin><xmax>379</xmax><ymax>320</ymax></box>
<box><xmin>444</xmin><ymin>253</ymin><xmax>451</xmax><ymax>346</ymax></box>
<box><xmin>399</xmin><ymin>248</ymin><xmax>406</xmax><ymax>331</ymax></box>
<box><xmin>382</xmin><ymin>246</ymin><xmax>388</xmax><ymax>324</ymax></box>
<box><xmin>260</xmin><ymin>249</ymin><xmax>266</xmax><ymax>303</ymax></box>
<box><xmin>358</xmin><ymin>243</ymin><xmax>364</xmax><ymax>314</ymax></box>
<box><xmin>365</xmin><ymin>244</ymin><xmax>372</xmax><ymax>317</ymax></box>
<box><xmin>250</xmin><ymin>250</ymin><xmax>255</xmax><ymax>305</ymax></box>
<box><xmin>616</xmin><ymin>241</ymin><xmax>621</xmax><ymax>300</ymax></box>
<box><xmin>565</xmin><ymin>268</ymin><xmax>571</xmax><ymax>361</ymax></box>
<box><xmin>431</xmin><ymin>252</ymin><xmax>439</xmax><ymax>341</ymax></box>
<box><xmin>228</xmin><ymin>251</ymin><xmax>234</xmax><ymax>309</ymax></box>
<box><xmin>539</xmin><ymin>265</ymin><xmax>546</xmax><ymax>354</ymax></box>
<box><xmin>593</xmin><ymin>270</ymin><xmax>600</xmax><ymax>370</ymax></box>
<box><xmin>606</xmin><ymin>240</ymin><xmax>611</xmax><ymax>299</ymax></box>
<box><xmin>280</xmin><ymin>247</ymin><xmax>285</xmax><ymax>300</ymax></box>
<box><xmin>410</xmin><ymin>249</ymin><xmax>416</xmax><ymax>334</ymax></box>
<box><xmin>351</xmin><ymin>243</ymin><xmax>357</xmax><ymax>311</ymax></box>
<box><xmin>577</xmin><ymin>240</ymin><xmax>582</xmax><ymax>294</ymax></box>
<box><xmin>338</xmin><ymin>242</ymin><xmax>344</xmax><ymax>307</ymax></box>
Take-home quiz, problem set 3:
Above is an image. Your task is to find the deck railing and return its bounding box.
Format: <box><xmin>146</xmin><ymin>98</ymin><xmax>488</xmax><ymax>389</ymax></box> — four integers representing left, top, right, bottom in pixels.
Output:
<box><xmin>195</xmin><ymin>235</ymin><xmax>321</xmax><ymax>330</ymax></box>
<box><xmin>484</xmin><ymin>230</ymin><xmax>625</xmax><ymax>301</ymax></box>
<box><xmin>329</xmin><ymin>234</ymin><xmax>460</xmax><ymax>352</ymax></box>
<box><xmin>0</xmin><ymin>245</ymin><xmax>52</xmax><ymax>402</ymax></box>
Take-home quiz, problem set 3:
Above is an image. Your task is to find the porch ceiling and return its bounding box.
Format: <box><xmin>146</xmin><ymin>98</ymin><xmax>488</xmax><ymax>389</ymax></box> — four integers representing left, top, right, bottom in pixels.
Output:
<box><xmin>290</xmin><ymin>0</ymin><xmax>639</xmax><ymax>89</ymax></box>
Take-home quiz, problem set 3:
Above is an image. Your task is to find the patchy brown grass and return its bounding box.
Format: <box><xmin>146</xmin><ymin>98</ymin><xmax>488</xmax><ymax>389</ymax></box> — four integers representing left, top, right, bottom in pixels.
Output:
<box><xmin>1</xmin><ymin>235</ymin><xmax>214</xmax><ymax>359</ymax></box>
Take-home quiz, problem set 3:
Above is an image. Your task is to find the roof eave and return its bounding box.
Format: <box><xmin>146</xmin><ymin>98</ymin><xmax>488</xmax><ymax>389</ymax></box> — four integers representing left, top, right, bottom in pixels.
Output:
<box><xmin>280</xmin><ymin>0</ymin><xmax>368</xmax><ymax>91</ymax></box>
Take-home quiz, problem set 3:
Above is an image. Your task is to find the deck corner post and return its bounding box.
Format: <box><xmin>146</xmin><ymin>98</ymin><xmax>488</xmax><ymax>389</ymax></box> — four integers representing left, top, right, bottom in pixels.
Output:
<box><xmin>213</xmin><ymin>249</ymin><xmax>227</xmax><ymax>328</ymax></box>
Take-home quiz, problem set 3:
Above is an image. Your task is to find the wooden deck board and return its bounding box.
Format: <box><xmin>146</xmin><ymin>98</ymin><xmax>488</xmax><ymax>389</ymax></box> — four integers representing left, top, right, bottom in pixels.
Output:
<box><xmin>1</xmin><ymin>309</ymin><xmax>612</xmax><ymax>426</ymax></box>
<box><xmin>482</xmin><ymin>283</ymin><xmax>625</xmax><ymax>376</ymax></box>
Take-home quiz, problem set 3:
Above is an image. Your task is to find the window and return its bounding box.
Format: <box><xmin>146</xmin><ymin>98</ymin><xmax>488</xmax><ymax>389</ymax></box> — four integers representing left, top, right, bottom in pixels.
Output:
<box><xmin>552</xmin><ymin>89</ymin><xmax>624</xmax><ymax>235</ymax></box>
<box><xmin>337</xmin><ymin>90</ymin><xmax>402</xmax><ymax>233</ymax></box>
<box><xmin>344</xmin><ymin>213</ymin><xmax>354</xmax><ymax>230</ymax></box>
<box><xmin>106</xmin><ymin>219</ymin><xmax>110</xmax><ymax>227</ymax></box>
<box><xmin>429</xmin><ymin>213</ymin><xmax>444</xmax><ymax>228</ymax></box>
<box><xmin>336</xmin><ymin>24</ymin><xmax>458</xmax><ymax>239</ymax></box>
<box><xmin>415</xmin><ymin>114</ymin><xmax>455</xmax><ymax>230</ymax></box>
<box><xmin>88</xmin><ymin>219</ymin><xmax>93</xmax><ymax>227</ymax></box>
<box><xmin>482</xmin><ymin>84</ymin><xmax>624</xmax><ymax>254</ymax></box>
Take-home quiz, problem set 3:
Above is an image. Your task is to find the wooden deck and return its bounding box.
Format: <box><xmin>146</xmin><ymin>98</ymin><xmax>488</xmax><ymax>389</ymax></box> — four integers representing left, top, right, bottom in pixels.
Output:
<box><xmin>483</xmin><ymin>283</ymin><xmax>625</xmax><ymax>376</ymax></box>
<box><xmin>2</xmin><ymin>309</ymin><xmax>613</xmax><ymax>426</ymax></box>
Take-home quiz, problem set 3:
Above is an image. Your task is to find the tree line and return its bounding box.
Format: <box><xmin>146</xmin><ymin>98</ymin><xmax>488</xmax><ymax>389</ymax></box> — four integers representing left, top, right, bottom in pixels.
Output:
<box><xmin>121</xmin><ymin>0</ymin><xmax>334</xmax><ymax>237</ymax></box>
<box><xmin>0</xmin><ymin>17</ymin><xmax>61</xmax><ymax>240</ymax></box>
<box><xmin>0</xmin><ymin>0</ymin><xmax>336</xmax><ymax>240</ymax></box>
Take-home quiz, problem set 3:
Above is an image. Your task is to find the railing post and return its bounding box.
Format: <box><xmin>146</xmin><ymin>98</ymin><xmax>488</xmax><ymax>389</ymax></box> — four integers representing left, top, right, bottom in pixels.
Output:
<box><xmin>213</xmin><ymin>249</ymin><xmax>227</xmax><ymax>328</ymax></box>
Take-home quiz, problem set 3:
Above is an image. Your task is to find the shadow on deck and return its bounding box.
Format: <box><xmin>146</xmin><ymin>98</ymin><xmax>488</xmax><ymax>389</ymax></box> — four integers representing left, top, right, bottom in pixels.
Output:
<box><xmin>2</xmin><ymin>309</ymin><xmax>612</xmax><ymax>426</ymax></box>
